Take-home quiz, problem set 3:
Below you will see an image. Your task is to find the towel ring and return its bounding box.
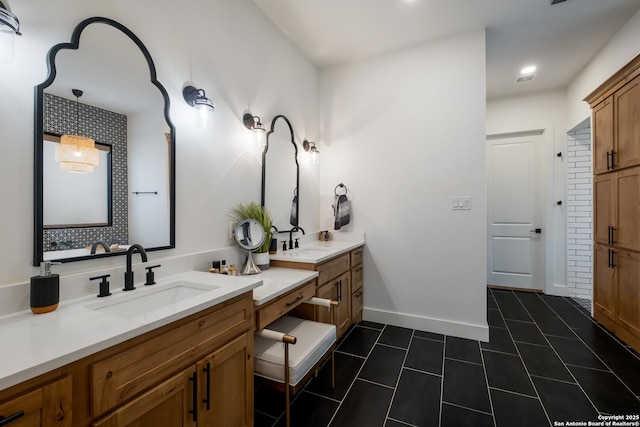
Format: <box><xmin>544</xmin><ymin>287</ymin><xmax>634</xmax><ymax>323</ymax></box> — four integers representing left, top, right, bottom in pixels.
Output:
<box><xmin>334</xmin><ymin>183</ymin><xmax>348</xmax><ymax>196</ymax></box>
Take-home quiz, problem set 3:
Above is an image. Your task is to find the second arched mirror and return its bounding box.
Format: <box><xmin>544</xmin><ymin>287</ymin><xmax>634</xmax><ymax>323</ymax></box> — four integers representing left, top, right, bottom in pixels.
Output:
<box><xmin>261</xmin><ymin>115</ymin><xmax>299</xmax><ymax>232</ymax></box>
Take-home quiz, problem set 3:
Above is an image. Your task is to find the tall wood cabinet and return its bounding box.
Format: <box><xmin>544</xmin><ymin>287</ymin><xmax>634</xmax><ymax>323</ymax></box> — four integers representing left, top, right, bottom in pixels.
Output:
<box><xmin>586</xmin><ymin>53</ymin><xmax>640</xmax><ymax>353</ymax></box>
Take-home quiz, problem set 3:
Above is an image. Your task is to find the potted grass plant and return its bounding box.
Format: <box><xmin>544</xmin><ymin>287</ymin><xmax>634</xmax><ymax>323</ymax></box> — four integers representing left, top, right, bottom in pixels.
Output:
<box><xmin>229</xmin><ymin>202</ymin><xmax>273</xmax><ymax>269</ymax></box>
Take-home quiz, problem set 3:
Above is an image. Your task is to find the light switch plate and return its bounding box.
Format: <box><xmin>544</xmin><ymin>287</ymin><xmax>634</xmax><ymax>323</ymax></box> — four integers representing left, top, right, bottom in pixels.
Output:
<box><xmin>451</xmin><ymin>197</ymin><xmax>471</xmax><ymax>210</ymax></box>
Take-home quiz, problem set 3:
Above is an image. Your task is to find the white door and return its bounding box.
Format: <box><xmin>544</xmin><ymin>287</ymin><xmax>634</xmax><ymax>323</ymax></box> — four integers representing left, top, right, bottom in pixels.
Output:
<box><xmin>487</xmin><ymin>131</ymin><xmax>544</xmax><ymax>290</ymax></box>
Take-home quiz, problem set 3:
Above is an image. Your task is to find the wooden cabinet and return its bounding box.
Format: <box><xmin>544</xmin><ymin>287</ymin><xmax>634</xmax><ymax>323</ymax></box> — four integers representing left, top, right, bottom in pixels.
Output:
<box><xmin>592</xmin><ymin>97</ymin><xmax>614</xmax><ymax>174</ymax></box>
<box><xmin>594</xmin><ymin>244</ymin><xmax>616</xmax><ymax>320</ymax></box>
<box><xmin>95</xmin><ymin>332</ymin><xmax>253</xmax><ymax>427</ymax></box>
<box><xmin>615</xmin><ymin>75</ymin><xmax>640</xmax><ymax>170</ymax></box>
<box><xmin>0</xmin><ymin>376</ymin><xmax>72</xmax><ymax>427</ymax></box>
<box><xmin>317</xmin><ymin>271</ymin><xmax>351</xmax><ymax>337</ymax></box>
<box><xmin>350</xmin><ymin>248</ymin><xmax>364</xmax><ymax>323</ymax></box>
<box><xmin>273</xmin><ymin>245</ymin><xmax>365</xmax><ymax>338</ymax></box>
<box><xmin>0</xmin><ymin>292</ymin><xmax>254</xmax><ymax>427</ymax></box>
<box><xmin>586</xmin><ymin>53</ymin><xmax>640</xmax><ymax>353</ymax></box>
<box><xmin>594</xmin><ymin>166</ymin><xmax>640</xmax><ymax>252</ymax></box>
<box><xmin>92</xmin><ymin>370</ymin><xmax>196</xmax><ymax>427</ymax></box>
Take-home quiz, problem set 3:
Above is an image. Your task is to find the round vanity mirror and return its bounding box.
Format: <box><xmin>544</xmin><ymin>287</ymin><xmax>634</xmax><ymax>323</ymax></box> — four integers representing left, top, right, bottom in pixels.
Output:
<box><xmin>234</xmin><ymin>219</ymin><xmax>266</xmax><ymax>275</ymax></box>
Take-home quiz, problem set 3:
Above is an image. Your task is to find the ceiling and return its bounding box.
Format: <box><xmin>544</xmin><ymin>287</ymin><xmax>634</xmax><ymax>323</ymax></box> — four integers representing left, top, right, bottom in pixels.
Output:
<box><xmin>253</xmin><ymin>0</ymin><xmax>640</xmax><ymax>99</ymax></box>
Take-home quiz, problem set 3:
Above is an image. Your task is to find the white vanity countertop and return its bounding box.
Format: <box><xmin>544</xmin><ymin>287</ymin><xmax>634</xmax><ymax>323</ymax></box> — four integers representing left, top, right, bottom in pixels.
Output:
<box><xmin>0</xmin><ymin>271</ymin><xmax>261</xmax><ymax>391</ymax></box>
<box><xmin>269</xmin><ymin>235</ymin><xmax>365</xmax><ymax>264</ymax></box>
<box><xmin>252</xmin><ymin>267</ymin><xmax>319</xmax><ymax>306</ymax></box>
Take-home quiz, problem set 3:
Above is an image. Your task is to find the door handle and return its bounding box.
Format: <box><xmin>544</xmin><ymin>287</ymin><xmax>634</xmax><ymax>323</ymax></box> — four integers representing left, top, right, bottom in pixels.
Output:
<box><xmin>529</xmin><ymin>228</ymin><xmax>542</xmax><ymax>234</ymax></box>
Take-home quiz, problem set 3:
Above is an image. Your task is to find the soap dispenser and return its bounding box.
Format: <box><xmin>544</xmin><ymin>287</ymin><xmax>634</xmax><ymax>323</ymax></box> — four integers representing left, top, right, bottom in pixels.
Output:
<box><xmin>30</xmin><ymin>261</ymin><xmax>60</xmax><ymax>314</ymax></box>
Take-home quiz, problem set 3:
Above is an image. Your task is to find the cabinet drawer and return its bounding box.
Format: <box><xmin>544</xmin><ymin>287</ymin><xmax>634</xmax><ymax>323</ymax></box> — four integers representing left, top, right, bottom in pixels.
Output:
<box><xmin>351</xmin><ymin>264</ymin><xmax>363</xmax><ymax>293</ymax></box>
<box><xmin>255</xmin><ymin>280</ymin><xmax>316</xmax><ymax>330</ymax></box>
<box><xmin>350</xmin><ymin>247</ymin><xmax>364</xmax><ymax>268</ymax></box>
<box><xmin>317</xmin><ymin>253</ymin><xmax>350</xmax><ymax>284</ymax></box>
<box><xmin>91</xmin><ymin>293</ymin><xmax>253</xmax><ymax>417</ymax></box>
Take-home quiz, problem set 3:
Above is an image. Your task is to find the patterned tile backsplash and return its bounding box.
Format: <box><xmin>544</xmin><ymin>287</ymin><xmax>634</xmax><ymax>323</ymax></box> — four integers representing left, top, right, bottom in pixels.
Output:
<box><xmin>42</xmin><ymin>93</ymin><xmax>128</xmax><ymax>252</ymax></box>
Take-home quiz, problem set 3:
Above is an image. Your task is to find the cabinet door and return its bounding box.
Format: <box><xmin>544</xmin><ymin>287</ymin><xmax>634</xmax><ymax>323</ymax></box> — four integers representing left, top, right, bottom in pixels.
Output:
<box><xmin>197</xmin><ymin>333</ymin><xmax>253</xmax><ymax>427</ymax></box>
<box><xmin>616</xmin><ymin>249</ymin><xmax>640</xmax><ymax>338</ymax></box>
<box><xmin>593</xmin><ymin>97</ymin><xmax>614</xmax><ymax>174</ymax></box>
<box><xmin>92</xmin><ymin>369</ymin><xmax>196</xmax><ymax>427</ymax></box>
<box><xmin>594</xmin><ymin>173</ymin><xmax>614</xmax><ymax>246</ymax></box>
<box><xmin>0</xmin><ymin>375</ymin><xmax>72</xmax><ymax>427</ymax></box>
<box><xmin>615</xmin><ymin>75</ymin><xmax>640</xmax><ymax>170</ymax></box>
<box><xmin>317</xmin><ymin>272</ymin><xmax>351</xmax><ymax>337</ymax></box>
<box><xmin>615</xmin><ymin>166</ymin><xmax>640</xmax><ymax>252</ymax></box>
<box><xmin>594</xmin><ymin>244</ymin><xmax>617</xmax><ymax>321</ymax></box>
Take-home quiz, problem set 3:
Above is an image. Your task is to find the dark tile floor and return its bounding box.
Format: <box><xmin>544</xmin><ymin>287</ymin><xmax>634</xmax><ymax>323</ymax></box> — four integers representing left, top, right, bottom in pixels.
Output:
<box><xmin>254</xmin><ymin>289</ymin><xmax>640</xmax><ymax>426</ymax></box>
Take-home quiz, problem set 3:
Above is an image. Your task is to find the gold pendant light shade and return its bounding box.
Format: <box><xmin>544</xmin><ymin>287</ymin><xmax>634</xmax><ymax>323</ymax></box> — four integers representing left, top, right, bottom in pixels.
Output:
<box><xmin>56</xmin><ymin>134</ymin><xmax>99</xmax><ymax>173</ymax></box>
<box><xmin>57</xmin><ymin>88</ymin><xmax>99</xmax><ymax>173</ymax></box>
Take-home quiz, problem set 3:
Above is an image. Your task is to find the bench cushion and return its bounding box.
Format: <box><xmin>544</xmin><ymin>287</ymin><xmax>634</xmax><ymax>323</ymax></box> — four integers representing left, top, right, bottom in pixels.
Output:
<box><xmin>254</xmin><ymin>316</ymin><xmax>337</xmax><ymax>386</ymax></box>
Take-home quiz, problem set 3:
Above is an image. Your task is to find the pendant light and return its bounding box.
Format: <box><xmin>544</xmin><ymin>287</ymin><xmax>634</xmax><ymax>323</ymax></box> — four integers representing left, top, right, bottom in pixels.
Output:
<box><xmin>55</xmin><ymin>89</ymin><xmax>99</xmax><ymax>173</ymax></box>
<box><xmin>0</xmin><ymin>0</ymin><xmax>20</xmax><ymax>62</ymax></box>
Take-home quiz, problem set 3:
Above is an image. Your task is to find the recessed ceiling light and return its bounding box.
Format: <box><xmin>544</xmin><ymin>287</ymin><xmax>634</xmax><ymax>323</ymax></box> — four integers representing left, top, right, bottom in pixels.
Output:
<box><xmin>520</xmin><ymin>65</ymin><xmax>537</xmax><ymax>75</ymax></box>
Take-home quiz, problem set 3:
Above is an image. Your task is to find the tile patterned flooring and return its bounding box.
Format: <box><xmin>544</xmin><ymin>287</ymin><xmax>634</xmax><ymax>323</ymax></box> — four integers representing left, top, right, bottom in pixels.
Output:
<box><xmin>254</xmin><ymin>289</ymin><xmax>640</xmax><ymax>426</ymax></box>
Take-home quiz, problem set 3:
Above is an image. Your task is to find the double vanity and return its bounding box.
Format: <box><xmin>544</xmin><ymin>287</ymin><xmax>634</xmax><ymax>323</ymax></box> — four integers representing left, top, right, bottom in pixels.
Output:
<box><xmin>0</xmin><ymin>237</ymin><xmax>364</xmax><ymax>426</ymax></box>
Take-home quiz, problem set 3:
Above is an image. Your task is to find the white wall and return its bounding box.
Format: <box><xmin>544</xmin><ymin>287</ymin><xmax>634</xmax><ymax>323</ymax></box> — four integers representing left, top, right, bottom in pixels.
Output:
<box><xmin>0</xmin><ymin>0</ymin><xmax>320</xmax><ymax>288</ymax></box>
<box><xmin>486</xmin><ymin>90</ymin><xmax>568</xmax><ymax>296</ymax></box>
<box><xmin>567</xmin><ymin>9</ymin><xmax>640</xmax><ymax>129</ymax></box>
<box><xmin>320</xmin><ymin>30</ymin><xmax>488</xmax><ymax>341</ymax></box>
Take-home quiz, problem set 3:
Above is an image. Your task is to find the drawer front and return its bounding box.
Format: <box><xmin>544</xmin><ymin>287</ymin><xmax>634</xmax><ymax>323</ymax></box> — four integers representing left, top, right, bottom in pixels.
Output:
<box><xmin>317</xmin><ymin>253</ymin><xmax>350</xmax><ymax>284</ymax></box>
<box><xmin>351</xmin><ymin>287</ymin><xmax>364</xmax><ymax>323</ymax></box>
<box><xmin>350</xmin><ymin>247</ymin><xmax>364</xmax><ymax>268</ymax></box>
<box><xmin>91</xmin><ymin>293</ymin><xmax>253</xmax><ymax>417</ymax></box>
<box><xmin>351</xmin><ymin>264</ymin><xmax>363</xmax><ymax>293</ymax></box>
<box><xmin>255</xmin><ymin>280</ymin><xmax>316</xmax><ymax>330</ymax></box>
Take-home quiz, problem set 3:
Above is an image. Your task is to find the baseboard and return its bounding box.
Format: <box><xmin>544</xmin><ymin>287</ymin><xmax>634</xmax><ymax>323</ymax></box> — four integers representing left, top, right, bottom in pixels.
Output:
<box><xmin>545</xmin><ymin>283</ymin><xmax>569</xmax><ymax>297</ymax></box>
<box><xmin>363</xmin><ymin>307</ymin><xmax>489</xmax><ymax>342</ymax></box>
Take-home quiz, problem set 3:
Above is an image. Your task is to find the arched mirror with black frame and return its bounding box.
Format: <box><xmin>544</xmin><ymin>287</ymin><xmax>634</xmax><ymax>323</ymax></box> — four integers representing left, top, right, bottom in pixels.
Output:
<box><xmin>261</xmin><ymin>115</ymin><xmax>299</xmax><ymax>233</ymax></box>
<box><xmin>33</xmin><ymin>17</ymin><xmax>176</xmax><ymax>266</ymax></box>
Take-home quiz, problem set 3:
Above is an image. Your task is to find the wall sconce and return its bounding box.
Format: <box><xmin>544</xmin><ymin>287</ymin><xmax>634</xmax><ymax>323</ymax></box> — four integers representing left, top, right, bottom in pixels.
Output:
<box><xmin>56</xmin><ymin>89</ymin><xmax>99</xmax><ymax>174</ymax></box>
<box><xmin>0</xmin><ymin>1</ymin><xmax>21</xmax><ymax>62</ymax></box>
<box><xmin>183</xmin><ymin>85</ymin><xmax>215</xmax><ymax>128</ymax></box>
<box><xmin>243</xmin><ymin>113</ymin><xmax>266</xmax><ymax>133</ymax></box>
<box><xmin>303</xmin><ymin>139</ymin><xmax>320</xmax><ymax>164</ymax></box>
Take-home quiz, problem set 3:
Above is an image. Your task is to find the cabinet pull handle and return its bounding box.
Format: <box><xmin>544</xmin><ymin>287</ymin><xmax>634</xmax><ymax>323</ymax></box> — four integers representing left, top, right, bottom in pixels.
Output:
<box><xmin>189</xmin><ymin>371</ymin><xmax>198</xmax><ymax>422</ymax></box>
<box><xmin>608</xmin><ymin>249</ymin><xmax>612</xmax><ymax>268</ymax></box>
<box><xmin>286</xmin><ymin>295</ymin><xmax>304</xmax><ymax>307</ymax></box>
<box><xmin>202</xmin><ymin>362</ymin><xmax>211</xmax><ymax>411</ymax></box>
<box><xmin>607</xmin><ymin>151</ymin><xmax>612</xmax><ymax>170</ymax></box>
<box><xmin>611</xmin><ymin>250</ymin><xmax>617</xmax><ymax>268</ymax></box>
<box><xmin>608</xmin><ymin>226</ymin><xmax>612</xmax><ymax>245</ymax></box>
<box><xmin>611</xmin><ymin>150</ymin><xmax>616</xmax><ymax>169</ymax></box>
<box><xmin>610</xmin><ymin>227</ymin><xmax>616</xmax><ymax>245</ymax></box>
<box><xmin>338</xmin><ymin>280</ymin><xmax>343</xmax><ymax>301</ymax></box>
<box><xmin>0</xmin><ymin>411</ymin><xmax>25</xmax><ymax>426</ymax></box>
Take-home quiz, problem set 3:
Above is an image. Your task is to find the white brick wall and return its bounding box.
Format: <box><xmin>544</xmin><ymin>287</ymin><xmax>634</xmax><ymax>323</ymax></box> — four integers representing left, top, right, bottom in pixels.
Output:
<box><xmin>566</xmin><ymin>125</ymin><xmax>593</xmax><ymax>300</ymax></box>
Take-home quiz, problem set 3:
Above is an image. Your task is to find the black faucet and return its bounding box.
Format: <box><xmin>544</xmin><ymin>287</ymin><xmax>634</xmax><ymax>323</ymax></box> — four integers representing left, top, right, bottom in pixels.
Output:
<box><xmin>288</xmin><ymin>226</ymin><xmax>305</xmax><ymax>249</ymax></box>
<box><xmin>90</xmin><ymin>241</ymin><xmax>111</xmax><ymax>254</ymax></box>
<box><xmin>124</xmin><ymin>244</ymin><xmax>147</xmax><ymax>291</ymax></box>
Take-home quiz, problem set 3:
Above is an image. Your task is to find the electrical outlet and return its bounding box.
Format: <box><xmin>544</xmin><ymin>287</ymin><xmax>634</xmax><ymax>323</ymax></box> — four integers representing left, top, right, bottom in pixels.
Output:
<box><xmin>451</xmin><ymin>197</ymin><xmax>471</xmax><ymax>210</ymax></box>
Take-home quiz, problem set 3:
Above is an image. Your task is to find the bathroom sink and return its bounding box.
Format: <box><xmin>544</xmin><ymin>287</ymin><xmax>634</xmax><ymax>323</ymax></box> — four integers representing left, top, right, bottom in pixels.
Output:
<box><xmin>87</xmin><ymin>281</ymin><xmax>217</xmax><ymax>318</ymax></box>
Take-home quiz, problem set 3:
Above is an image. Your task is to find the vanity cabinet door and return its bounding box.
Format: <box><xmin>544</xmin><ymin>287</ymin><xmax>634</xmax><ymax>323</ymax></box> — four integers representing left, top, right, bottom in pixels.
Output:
<box><xmin>0</xmin><ymin>375</ymin><xmax>72</xmax><ymax>427</ymax></box>
<box><xmin>92</xmin><ymin>369</ymin><xmax>196</xmax><ymax>427</ymax></box>
<box><xmin>317</xmin><ymin>271</ymin><xmax>351</xmax><ymax>338</ymax></box>
<box><xmin>197</xmin><ymin>332</ymin><xmax>253</xmax><ymax>427</ymax></box>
